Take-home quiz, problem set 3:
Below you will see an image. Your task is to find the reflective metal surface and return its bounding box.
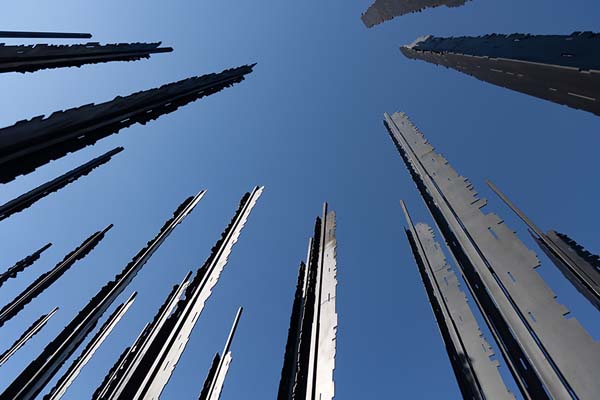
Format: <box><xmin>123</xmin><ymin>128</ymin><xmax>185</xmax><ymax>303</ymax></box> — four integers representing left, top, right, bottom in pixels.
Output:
<box><xmin>278</xmin><ymin>204</ymin><xmax>337</xmax><ymax>400</ymax></box>
<box><xmin>0</xmin><ymin>191</ymin><xmax>204</xmax><ymax>400</ymax></box>
<box><xmin>401</xmin><ymin>32</ymin><xmax>600</xmax><ymax>116</ymax></box>
<box><xmin>0</xmin><ymin>307</ymin><xmax>58</xmax><ymax>366</ymax></box>
<box><xmin>43</xmin><ymin>292</ymin><xmax>137</xmax><ymax>400</ymax></box>
<box><xmin>385</xmin><ymin>111</ymin><xmax>600</xmax><ymax>400</ymax></box>
<box><xmin>402</xmin><ymin>201</ymin><xmax>514</xmax><ymax>400</ymax></box>
<box><xmin>488</xmin><ymin>180</ymin><xmax>600</xmax><ymax>311</ymax></box>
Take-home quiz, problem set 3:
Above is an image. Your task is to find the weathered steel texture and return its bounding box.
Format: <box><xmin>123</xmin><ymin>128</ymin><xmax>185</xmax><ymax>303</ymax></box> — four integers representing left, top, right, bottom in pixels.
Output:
<box><xmin>0</xmin><ymin>243</ymin><xmax>52</xmax><ymax>288</ymax></box>
<box><xmin>95</xmin><ymin>187</ymin><xmax>263</xmax><ymax>400</ymax></box>
<box><xmin>0</xmin><ymin>42</ymin><xmax>172</xmax><ymax>74</ymax></box>
<box><xmin>401</xmin><ymin>201</ymin><xmax>514</xmax><ymax>400</ymax></box>
<box><xmin>198</xmin><ymin>307</ymin><xmax>243</xmax><ymax>400</ymax></box>
<box><xmin>0</xmin><ymin>147</ymin><xmax>123</xmax><ymax>222</ymax></box>
<box><xmin>278</xmin><ymin>204</ymin><xmax>337</xmax><ymax>400</ymax></box>
<box><xmin>0</xmin><ymin>225</ymin><xmax>112</xmax><ymax>327</ymax></box>
<box><xmin>43</xmin><ymin>292</ymin><xmax>137</xmax><ymax>400</ymax></box>
<box><xmin>385</xmin><ymin>111</ymin><xmax>600</xmax><ymax>400</ymax></box>
<box><xmin>401</xmin><ymin>32</ymin><xmax>600</xmax><ymax>116</ymax></box>
<box><xmin>0</xmin><ymin>307</ymin><xmax>58</xmax><ymax>366</ymax></box>
<box><xmin>487</xmin><ymin>181</ymin><xmax>600</xmax><ymax>311</ymax></box>
<box><xmin>361</xmin><ymin>0</ymin><xmax>469</xmax><ymax>28</ymax></box>
<box><xmin>0</xmin><ymin>64</ymin><xmax>255</xmax><ymax>184</ymax></box>
<box><xmin>0</xmin><ymin>191</ymin><xmax>204</xmax><ymax>400</ymax></box>
<box><xmin>0</xmin><ymin>31</ymin><xmax>92</xmax><ymax>39</ymax></box>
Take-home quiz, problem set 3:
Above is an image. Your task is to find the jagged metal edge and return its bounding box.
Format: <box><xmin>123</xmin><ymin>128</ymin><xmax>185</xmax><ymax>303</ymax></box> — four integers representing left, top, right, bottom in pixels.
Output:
<box><xmin>0</xmin><ymin>147</ymin><xmax>123</xmax><ymax>222</ymax></box>
<box><xmin>400</xmin><ymin>33</ymin><xmax>600</xmax><ymax>116</ymax></box>
<box><xmin>0</xmin><ymin>192</ymin><xmax>203</xmax><ymax>400</ymax></box>
<box><xmin>136</xmin><ymin>187</ymin><xmax>263</xmax><ymax>399</ymax></box>
<box><xmin>95</xmin><ymin>276</ymin><xmax>190</xmax><ymax>399</ymax></box>
<box><xmin>0</xmin><ymin>307</ymin><xmax>58</xmax><ymax>366</ymax></box>
<box><xmin>0</xmin><ymin>42</ymin><xmax>171</xmax><ymax>74</ymax></box>
<box><xmin>0</xmin><ymin>243</ymin><xmax>52</xmax><ymax>288</ymax></box>
<box><xmin>310</xmin><ymin>208</ymin><xmax>337</xmax><ymax>400</ymax></box>
<box><xmin>361</xmin><ymin>0</ymin><xmax>470</xmax><ymax>28</ymax></box>
<box><xmin>207</xmin><ymin>352</ymin><xmax>232</xmax><ymax>400</ymax></box>
<box><xmin>537</xmin><ymin>231</ymin><xmax>600</xmax><ymax>311</ymax></box>
<box><xmin>43</xmin><ymin>293</ymin><xmax>137</xmax><ymax>400</ymax></box>
<box><xmin>0</xmin><ymin>64</ymin><xmax>254</xmax><ymax>184</ymax></box>
<box><xmin>406</xmin><ymin>215</ymin><xmax>514</xmax><ymax>400</ymax></box>
<box><xmin>198</xmin><ymin>354</ymin><xmax>221</xmax><ymax>400</ymax></box>
<box><xmin>0</xmin><ymin>227</ymin><xmax>110</xmax><ymax>327</ymax></box>
<box><xmin>386</xmin><ymin>111</ymin><xmax>600</xmax><ymax>399</ymax></box>
<box><xmin>277</xmin><ymin>262</ymin><xmax>306</xmax><ymax>400</ymax></box>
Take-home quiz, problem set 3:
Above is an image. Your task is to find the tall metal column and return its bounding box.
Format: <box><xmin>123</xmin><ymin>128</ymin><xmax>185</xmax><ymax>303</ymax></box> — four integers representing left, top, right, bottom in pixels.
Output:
<box><xmin>0</xmin><ymin>243</ymin><xmax>52</xmax><ymax>288</ymax></box>
<box><xmin>487</xmin><ymin>180</ymin><xmax>600</xmax><ymax>311</ymax></box>
<box><xmin>198</xmin><ymin>307</ymin><xmax>243</xmax><ymax>400</ymax></box>
<box><xmin>402</xmin><ymin>201</ymin><xmax>514</xmax><ymax>400</ymax></box>
<box><xmin>0</xmin><ymin>225</ymin><xmax>112</xmax><ymax>327</ymax></box>
<box><xmin>384</xmin><ymin>111</ymin><xmax>600</xmax><ymax>400</ymax></box>
<box><xmin>0</xmin><ymin>191</ymin><xmax>205</xmax><ymax>400</ymax></box>
<box><xmin>0</xmin><ymin>64</ymin><xmax>255</xmax><ymax>183</ymax></box>
<box><xmin>93</xmin><ymin>187</ymin><xmax>263</xmax><ymax>400</ymax></box>
<box><xmin>0</xmin><ymin>42</ymin><xmax>172</xmax><ymax>74</ymax></box>
<box><xmin>277</xmin><ymin>204</ymin><xmax>338</xmax><ymax>400</ymax></box>
<box><xmin>0</xmin><ymin>147</ymin><xmax>123</xmax><ymax>222</ymax></box>
<box><xmin>401</xmin><ymin>32</ymin><xmax>600</xmax><ymax>117</ymax></box>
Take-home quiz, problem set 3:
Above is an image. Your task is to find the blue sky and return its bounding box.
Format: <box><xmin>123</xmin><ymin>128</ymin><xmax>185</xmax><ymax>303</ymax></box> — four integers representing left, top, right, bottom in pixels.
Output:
<box><xmin>0</xmin><ymin>1</ymin><xmax>599</xmax><ymax>399</ymax></box>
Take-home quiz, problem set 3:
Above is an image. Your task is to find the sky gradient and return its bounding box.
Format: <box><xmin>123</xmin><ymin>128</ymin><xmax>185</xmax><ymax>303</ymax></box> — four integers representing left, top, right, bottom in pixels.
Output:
<box><xmin>0</xmin><ymin>1</ymin><xmax>599</xmax><ymax>399</ymax></box>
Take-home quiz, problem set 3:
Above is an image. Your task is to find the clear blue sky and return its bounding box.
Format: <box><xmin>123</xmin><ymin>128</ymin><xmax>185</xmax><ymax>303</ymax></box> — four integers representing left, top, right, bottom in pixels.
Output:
<box><xmin>0</xmin><ymin>1</ymin><xmax>599</xmax><ymax>399</ymax></box>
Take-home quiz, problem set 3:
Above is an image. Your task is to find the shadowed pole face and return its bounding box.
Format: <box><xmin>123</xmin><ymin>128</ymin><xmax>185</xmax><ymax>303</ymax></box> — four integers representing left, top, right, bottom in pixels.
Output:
<box><xmin>0</xmin><ymin>42</ymin><xmax>173</xmax><ymax>74</ymax></box>
<box><xmin>0</xmin><ymin>31</ymin><xmax>92</xmax><ymax>39</ymax></box>
<box><xmin>0</xmin><ymin>64</ymin><xmax>255</xmax><ymax>184</ymax></box>
<box><xmin>0</xmin><ymin>147</ymin><xmax>123</xmax><ymax>223</ymax></box>
<box><xmin>93</xmin><ymin>187</ymin><xmax>263</xmax><ymax>400</ymax></box>
<box><xmin>384</xmin><ymin>111</ymin><xmax>600</xmax><ymax>400</ymax></box>
<box><xmin>401</xmin><ymin>32</ymin><xmax>600</xmax><ymax>117</ymax></box>
<box><xmin>0</xmin><ymin>192</ymin><xmax>205</xmax><ymax>400</ymax></box>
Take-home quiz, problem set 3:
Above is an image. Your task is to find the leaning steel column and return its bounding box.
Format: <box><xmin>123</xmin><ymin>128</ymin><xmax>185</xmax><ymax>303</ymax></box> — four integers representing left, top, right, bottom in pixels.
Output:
<box><xmin>401</xmin><ymin>201</ymin><xmax>514</xmax><ymax>400</ymax></box>
<box><xmin>198</xmin><ymin>307</ymin><xmax>243</xmax><ymax>400</ymax></box>
<box><xmin>0</xmin><ymin>31</ymin><xmax>91</xmax><ymax>39</ymax></box>
<box><xmin>0</xmin><ymin>225</ymin><xmax>112</xmax><ymax>327</ymax></box>
<box><xmin>0</xmin><ymin>147</ymin><xmax>123</xmax><ymax>222</ymax></box>
<box><xmin>401</xmin><ymin>32</ymin><xmax>600</xmax><ymax>117</ymax></box>
<box><xmin>277</xmin><ymin>203</ymin><xmax>338</xmax><ymax>400</ymax></box>
<box><xmin>384</xmin><ymin>111</ymin><xmax>600</xmax><ymax>400</ymax></box>
<box><xmin>0</xmin><ymin>191</ymin><xmax>205</xmax><ymax>400</ymax></box>
<box><xmin>93</xmin><ymin>187</ymin><xmax>263</xmax><ymax>400</ymax></box>
<box><xmin>0</xmin><ymin>42</ymin><xmax>172</xmax><ymax>74</ymax></box>
<box><xmin>361</xmin><ymin>0</ymin><xmax>470</xmax><ymax>28</ymax></box>
<box><xmin>0</xmin><ymin>64</ymin><xmax>255</xmax><ymax>183</ymax></box>
<box><xmin>0</xmin><ymin>243</ymin><xmax>52</xmax><ymax>288</ymax></box>
<box><xmin>43</xmin><ymin>292</ymin><xmax>137</xmax><ymax>400</ymax></box>
<box><xmin>0</xmin><ymin>307</ymin><xmax>58</xmax><ymax>366</ymax></box>
<box><xmin>487</xmin><ymin>180</ymin><xmax>600</xmax><ymax>311</ymax></box>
